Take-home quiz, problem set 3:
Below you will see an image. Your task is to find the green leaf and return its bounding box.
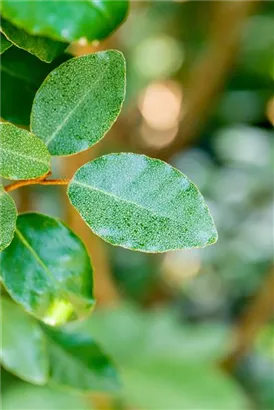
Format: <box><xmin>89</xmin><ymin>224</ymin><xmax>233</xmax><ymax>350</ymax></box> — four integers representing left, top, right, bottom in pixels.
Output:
<box><xmin>0</xmin><ymin>298</ymin><xmax>49</xmax><ymax>384</ymax></box>
<box><xmin>1</xmin><ymin>0</ymin><xmax>129</xmax><ymax>43</ymax></box>
<box><xmin>80</xmin><ymin>305</ymin><xmax>249</xmax><ymax>410</ymax></box>
<box><xmin>0</xmin><ymin>213</ymin><xmax>95</xmax><ymax>326</ymax></box>
<box><xmin>0</xmin><ymin>185</ymin><xmax>17</xmax><ymax>251</ymax></box>
<box><xmin>1</xmin><ymin>19</ymin><xmax>67</xmax><ymax>63</ymax></box>
<box><xmin>68</xmin><ymin>153</ymin><xmax>218</xmax><ymax>252</ymax></box>
<box><xmin>0</xmin><ymin>32</ymin><xmax>12</xmax><ymax>53</ymax></box>
<box><xmin>42</xmin><ymin>325</ymin><xmax>120</xmax><ymax>393</ymax></box>
<box><xmin>2</xmin><ymin>382</ymin><xmax>91</xmax><ymax>410</ymax></box>
<box><xmin>0</xmin><ymin>122</ymin><xmax>51</xmax><ymax>180</ymax></box>
<box><xmin>122</xmin><ymin>361</ymin><xmax>249</xmax><ymax>410</ymax></box>
<box><xmin>0</xmin><ymin>47</ymin><xmax>70</xmax><ymax>125</ymax></box>
<box><xmin>31</xmin><ymin>50</ymin><xmax>126</xmax><ymax>156</ymax></box>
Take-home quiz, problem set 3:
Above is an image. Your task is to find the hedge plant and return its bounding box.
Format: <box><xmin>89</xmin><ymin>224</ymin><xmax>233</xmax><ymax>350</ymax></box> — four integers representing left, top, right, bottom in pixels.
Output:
<box><xmin>0</xmin><ymin>0</ymin><xmax>217</xmax><ymax>395</ymax></box>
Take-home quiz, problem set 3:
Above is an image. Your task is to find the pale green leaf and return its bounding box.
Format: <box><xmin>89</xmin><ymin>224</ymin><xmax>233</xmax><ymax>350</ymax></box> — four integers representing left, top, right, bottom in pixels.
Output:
<box><xmin>122</xmin><ymin>362</ymin><xmax>249</xmax><ymax>410</ymax></box>
<box><xmin>2</xmin><ymin>382</ymin><xmax>90</xmax><ymax>410</ymax></box>
<box><xmin>42</xmin><ymin>325</ymin><xmax>120</xmax><ymax>393</ymax></box>
<box><xmin>31</xmin><ymin>50</ymin><xmax>126</xmax><ymax>156</ymax></box>
<box><xmin>68</xmin><ymin>153</ymin><xmax>218</xmax><ymax>252</ymax></box>
<box><xmin>0</xmin><ymin>122</ymin><xmax>51</xmax><ymax>180</ymax></box>
<box><xmin>1</xmin><ymin>19</ymin><xmax>67</xmax><ymax>63</ymax></box>
<box><xmin>0</xmin><ymin>298</ymin><xmax>49</xmax><ymax>384</ymax></box>
<box><xmin>0</xmin><ymin>213</ymin><xmax>95</xmax><ymax>326</ymax></box>
<box><xmin>0</xmin><ymin>185</ymin><xmax>17</xmax><ymax>251</ymax></box>
<box><xmin>1</xmin><ymin>0</ymin><xmax>129</xmax><ymax>43</ymax></box>
<box><xmin>1</xmin><ymin>47</ymin><xmax>70</xmax><ymax>125</ymax></box>
<box><xmin>0</xmin><ymin>32</ymin><xmax>12</xmax><ymax>53</ymax></box>
<box><xmin>78</xmin><ymin>305</ymin><xmax>249</xmax><ymax>410</ymax></box>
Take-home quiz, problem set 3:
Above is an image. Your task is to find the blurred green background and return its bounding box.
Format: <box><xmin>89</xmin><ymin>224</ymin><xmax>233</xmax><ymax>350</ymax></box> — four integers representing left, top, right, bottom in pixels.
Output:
<box><xmin>2</xmin><ymin>1</ymin><xmax>273</xmax><ymax>409</ymax></box>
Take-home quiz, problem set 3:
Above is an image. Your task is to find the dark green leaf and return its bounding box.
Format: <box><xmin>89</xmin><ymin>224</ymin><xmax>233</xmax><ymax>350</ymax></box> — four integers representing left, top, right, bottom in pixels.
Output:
<box><xmin>0</xmin><ymin>298</ymin><xmax>49</xmax><ymax>384</ymax></box>
<box><xmin>42</xmin><ymin>325</ymin><xmax>120</xmax><ymax>393</ymax></box>
<box><xmin>0</xmin><ymin>185</ymin><xmax>17</xmax><ymax>251</ymax></box>
<box><xmin>1</xmin><ymin>0</ymin><xmax>129</xmax><ymax>42</ymax></box>
<box><xmin>0</xmin><ymin>213</ymin><xmax>95</xmax><ymax>326</ymax></box>
<box><xmin>0</xmin><ymin>122</ymin><xmax>51</xmax><ymax>180</ymax></box>
<box><xmin>1</xmin><ymin>47</ymin><xmax>70</xmax><ymax>125</ymax></box>
<box><xmin>31</xmin><ymin>50</ymin><xmax>126</xmax><ymax>156</ymax></box>
<box><xmin>68</xmin><ymin>153</ymin><xmax>218</xmax><ymax>252</ymax></box>
<box><xmin>1</xmin><ymin>19</ymin><xmax>67</xmax><ymax>63</ymax></box>
<box><xmin>0</xmin><ymin>32</ymin><xmax>12</xmax><ymax>53</ymax></box>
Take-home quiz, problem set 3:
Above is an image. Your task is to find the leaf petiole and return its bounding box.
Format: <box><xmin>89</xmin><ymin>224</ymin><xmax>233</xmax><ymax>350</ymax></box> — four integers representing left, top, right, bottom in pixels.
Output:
<box><xmin>4</xmin><ymin>177</ymin><xmax>70</xmax><ymax>193</ymax></box>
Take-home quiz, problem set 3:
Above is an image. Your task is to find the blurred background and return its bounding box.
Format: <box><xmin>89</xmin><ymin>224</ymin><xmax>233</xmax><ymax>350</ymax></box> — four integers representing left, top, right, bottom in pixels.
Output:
<box><xmin>2</xmin><ymin>1</ymin><xmax>274</xmax><ymax>409</ymax></box>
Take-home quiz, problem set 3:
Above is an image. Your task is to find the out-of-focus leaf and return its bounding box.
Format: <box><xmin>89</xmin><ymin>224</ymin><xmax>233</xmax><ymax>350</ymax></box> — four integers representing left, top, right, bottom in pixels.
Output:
<box><xmin>0</xmin><ymin>32</ymin><xmax>12</xmax><ymax>53</ymax></box>
<box><xmin>1</xmin><ymin>0</ymin><xmax>129</xmax><ymax>42</ymax></box>
<box><xmin>0</xmin><ymin>298</ymin><xmax>49</xmax><ymax>384</ymax></box>
<box><xmin>74</xmin><ymin>305</ymin><xmax>249</xmax><ymax>409</ymax></box>
<box><xmin>1</xmin><ymin>19</ymin><xmax>67</xmax><ymax>63</ymax></box>
<box><xmin>0</xmin><ymin>47</ymin><xmax>70</xmax><ymax>125</ymax></box>
<box><xmin>1</xmin><ymin>381</ymin><xmax>90</xmax><ymax>410</ymax></box>
<box><xmin>0</xmin><ymin>185</ymin><xmax>17</xmax><ymax>252</ymax></box>
<box><xmin>68</xmin><ymin>153</ymin><xmax>217</xmax><ymax>252</ymax></box>
<box><xmin>42</xmin><ymin>325</ymin><xmax>120</xmax><ymax>393</ymax></box>
<box><xmin>78</xmin><ymin>305</ymin><xmax>229</xmax><ymax>366</ymax></box>
<box><xmin>0</xmin><ymin>213</ymin><xmax>95</xmax><ymax>326</ymax></box>
<box><xmin>0</xmin><ymin>122</ymin><xmax>51</xmax><ymax>180</ymax></box>
<box><xmin>70</xmin><ymin>305</ymin><xmax>249</xmax><ymax>409</ymax></box>
<box><xmin>31</xmin><ymin>51</ymin><xmax>126</xmax><ymax>156</ymax></box>
<box><xmin>122</xmin><ymin>361</ymin><xmax>249</xmax><ymax>410</ymax></box>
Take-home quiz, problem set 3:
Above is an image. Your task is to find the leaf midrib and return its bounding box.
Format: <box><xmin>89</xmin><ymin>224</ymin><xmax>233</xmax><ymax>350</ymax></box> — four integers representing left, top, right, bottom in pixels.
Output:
<box><xmin>71</xmin><ymin>180</ymin><xmax>178</xmax><ymax>223</ymax></box>
<box><xmin>42</xmin><ymin>56</ymin><xmax>110</xmax><ymax>147</ymax></box>
<box><xmin>0</xmin><ymin>146</ymin><xmax>49</xmax><ymax>166</ymax></box>
<box><xmin>15</xmin><ymin>228</ymin><xmax>56</xmax><ymax>284</ymax></box>
<box><xmin>15</xmin><ymin>228</ymin><xmax>93</xmax><ymax>316</ymax></box>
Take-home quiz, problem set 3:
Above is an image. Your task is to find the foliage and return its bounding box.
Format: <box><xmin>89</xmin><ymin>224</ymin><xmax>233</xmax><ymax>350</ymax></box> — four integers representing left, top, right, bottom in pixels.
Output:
<box><xmin>67</xmin><ymin>305</ymin><xmax>250</xmax><ymax>409</ymax></box>
<box><xmin>0</xmin><ymin>0</ymin><xmax>219</xmax><ymax>400</ymax></box>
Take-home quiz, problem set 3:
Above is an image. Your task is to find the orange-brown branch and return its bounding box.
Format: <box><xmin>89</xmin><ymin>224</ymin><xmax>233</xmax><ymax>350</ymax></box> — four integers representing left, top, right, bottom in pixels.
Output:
<box><xmin>4</xmin><ymin>178</ymin><xmax>70</xmax><ymax>193</ymax></box>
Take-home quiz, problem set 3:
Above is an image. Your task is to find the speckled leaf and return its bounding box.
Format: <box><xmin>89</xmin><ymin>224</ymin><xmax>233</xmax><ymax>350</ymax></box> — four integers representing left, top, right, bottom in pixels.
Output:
<box><xmin>0</xmin><ymin>213</ymin><xmax>95</xmax><ymax>326</ymax></box>
<box><xmin>0</xmin><ymin>32</ymin><xmax>12</xmax><ymax>53</ymax></box>
<box><xmin>30</xmin><ymin>50</ymin><xmax>126</xmax><ymax>156</ymax></box>
<box><xmin>0</xmin><ymin>298</ymin><xmax>49</xmax><ymax>384</ymax></box>
<box><xmin>0</xmin><ymin>122</ymin><xmax>51</xmax><ymax>180</ymax></box>
<box><xmin>1</xmin><ymin>19</ymin><xmax>67</xmax><ymax>63</ymax></box>
<box><xmin>0</xmin><ymin>0</ymin><xmax>129</xmax><ymax>43</ymax></box>
<box><xmin>42</xmin><ymin>325</ymin><xmax>120</xmax><ymax>392</ymax></box>
<box><xmin>0</xmin><ymin>185</ymin><xmax>17</xmax><ymax>251</ymax></box>
<box><xmin>67</xmin><ymin>153</ymin><xmax>218</xmax><ymax>253</ymax></box>
<box><xmin>1</xmin><ymin>47</ymin><xmax>70</xmax><ymax>125</ymax></box>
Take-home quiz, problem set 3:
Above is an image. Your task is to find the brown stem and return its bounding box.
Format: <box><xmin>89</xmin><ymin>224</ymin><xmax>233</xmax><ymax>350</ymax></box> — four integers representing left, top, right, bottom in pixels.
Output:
<box><xmin>221</xmin><ymin>266</ymin><xmax>274</xmax><ymax>372</ymax></box>
<box><xmin>144</xmin><ymin>0</ymin><xmax>257</xmax><ymax>161</ymax></box>
<box><xmin>4</xmin><ymin>178</ymin><xmax>70</xmax><ymax>193</ymax></box>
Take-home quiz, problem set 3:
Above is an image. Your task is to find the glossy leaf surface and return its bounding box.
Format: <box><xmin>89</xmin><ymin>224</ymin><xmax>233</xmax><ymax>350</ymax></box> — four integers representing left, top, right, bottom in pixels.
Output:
<box><xmin>1</xmin><ymin>19</ymin><xmax>67</xmax><ymax>63</ymax></box>
<box><xmin>68</xmin><ymin>153</ymin><xmax>218</xmax><ymax>252</ymax></box>
<box><xmin>0</xmin><ymin>213</ymin><xmax>95</xmax><ymax>326</ymax></box>
<box><xmin>0</xmin><ymin>298</ymin><xmax>49</xmax><ymax>384</ymax></box>
<box><xmin>31</xmin><ymin>50</ymin><xmax>126</xmax><ymax>156</ymax></box>
<box><xmin>43</xmin><ymin>325</ymin><xmax>120</xmax><ymax>392</ymax></box>
<box><xmin>0</xmin><ymin>122</ymin><xmax>51</xmax><ymax>180</ymax></box>
<box><xmin>1</xmin><ymin>0</ymin><xmax>129</xmax><ymax>42</ymax></box>
<box><xmin>0</xmin><ymin>47</ymin><xmax>69</xmax><ymax>125</ymax></box>
<box><xmin>0</xmin><ymin>32</ymin><xmax>12</xmax><ymax>53</ymax></box>
<box><xmin>0</xmin><ymin>185</ymin><xmax>17</xmax><ymax>251</ymax></box>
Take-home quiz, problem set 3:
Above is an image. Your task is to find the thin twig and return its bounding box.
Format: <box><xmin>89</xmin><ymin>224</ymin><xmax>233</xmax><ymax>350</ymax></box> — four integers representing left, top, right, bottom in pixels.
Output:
<box><xmin>221</xmin><ymin>266</ymin><xmax>274</xmax><ymax>372</ymax></box>
<box><xmin>4</xmin><ymin>178</ymin><xmax>70</xmax><ymax>193</ymax></box>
